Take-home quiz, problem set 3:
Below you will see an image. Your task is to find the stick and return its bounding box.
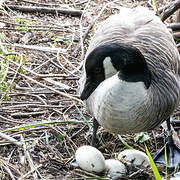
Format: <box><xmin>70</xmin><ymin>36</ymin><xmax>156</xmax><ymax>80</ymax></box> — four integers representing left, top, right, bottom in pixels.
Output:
<box><xmin>8</xmin><ymin>61</ymin><xmax>82</xmax><ymax>103</ymax></box>
<box><xmin>5</xmin><ymin>5</ymin><xmax>83</xmax><ymax>17</ymax></box>
<box><xmin>73</xmin><ymin>2</ymin><xmax>111</xmax><ymax>57</ymax></box>
<box><xmin>11</xmin><ymin>111</ymin><xmax>47</xmax><ymax>119</ymax></box>
<box><xmin>161</xmin><ymin>0</ymin><xmax>180</xmax><ymax>21</ymax></box>
<box><xmin>167</xmin><ymin>23</ymin><xmax>180</xmax><ymax>31</ymax></box>
<box><xmin>0</xmin><ymin>132</ymin><xmax>22</xmax><ymax>146</ymax></box>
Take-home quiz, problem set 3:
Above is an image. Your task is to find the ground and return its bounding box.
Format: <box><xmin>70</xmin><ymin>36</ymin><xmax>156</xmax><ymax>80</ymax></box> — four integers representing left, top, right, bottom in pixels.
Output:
<box><xmin>0</xmin><ymin>0</ymin><xmax>180</xmax><ymax>179</ymax></box>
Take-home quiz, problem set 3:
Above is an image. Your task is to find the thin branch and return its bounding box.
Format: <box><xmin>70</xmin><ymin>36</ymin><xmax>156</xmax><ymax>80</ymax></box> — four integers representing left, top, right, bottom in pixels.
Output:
<box><xmin>161</xmin><ymin>0</ymin><xmax>180</xmax><ymax>21</ymax></box>
<box><xmin>2</xmin><ymin>43</ymin><xmax>66</xmax><ymax>53</ymax></box>
<box><xmin>10</xmin><ymin>67</ymin><xmax>82</xmax><ymax>103</ymax></box>
<box><xmin>73</xmin><ymin>1</ymin><xmax>114</xmax><ymax>58</ymax></box>
<box><xmin>167</xmin><ymin>23</ymin><xmax>180</xmax><ymax>31</ymax></box>
<box><xmin>11</xmin><ymin>111</ymin><xmax>47</xmax><ymax>119</ymax></box>
<box><xmin>0</xmin><ymin>115</ymin><xmax>24</xmax><ymax>124</ymax></box>
<box><xmin>16</xmin><ymin>0</ymin><xmax>88</xmax><ymax>7</ymax></box>
<box><xmin>0</xmin><ymin>132</ymin><xmax>22</xmax><ymax>146</ymax></box>
<box><xmin>5</xmin><ymin>5</ymin><xmax>83</xmax><ymax>17</ymax></box>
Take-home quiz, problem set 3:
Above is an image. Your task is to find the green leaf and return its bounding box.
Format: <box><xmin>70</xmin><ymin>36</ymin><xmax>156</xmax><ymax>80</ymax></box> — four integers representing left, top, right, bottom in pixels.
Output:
<box><xmin>118</xmin><ymin>135</ymin><xmax>134</xmax><ymax>149</ymax></box>
<box><xmin>1</xmin><ymin>120</ymin><xmax>83</xmax><ymax>133</ymax></box>
<box><xmin>55</xmin><ymin>135</ymin><xmax>64</xmax><ymax>142</ymax></box>
<box><xmin>134</xmin><ymin>132</ymin><xmax>150</xmax><ymax>143</ymax></box>
<box><xmin>145</xmin><ymin>143</ymin><xmax>161</xmax><ymax>180</ymax></box>
<box><xmin>165</xmin><ymin>146</ymin><xmax>168</xmax><ymax>180</ymax></box>
<box><xmin>152</xmin><ymin>0</ymin><xmax>160</xmax><ymax>15</ymax></box>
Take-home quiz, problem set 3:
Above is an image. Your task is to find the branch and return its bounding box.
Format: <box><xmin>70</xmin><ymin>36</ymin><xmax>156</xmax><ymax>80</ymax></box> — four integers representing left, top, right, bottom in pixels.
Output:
<box><xmin>167</xmin><ymin>23</ymin><xmax>180</xmax><ymax>31</ymax></box>
<box><xmin>0</xmin><ymin>132</ymin><xmax>22</xmax><ymax>146</ymax></box>
<box><xmin>161</xmin><ymin>0</ymin><xmax>180</xmax><ymax>21</ymax></box>
<box><xmin>5</xmin><ymin>5</ymin><xmax>83</xmax><ymax>17</ymax></box>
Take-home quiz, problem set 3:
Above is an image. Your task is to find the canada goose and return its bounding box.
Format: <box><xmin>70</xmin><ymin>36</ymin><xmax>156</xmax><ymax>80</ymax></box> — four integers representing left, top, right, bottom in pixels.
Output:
<box><xmin>79</xmin><ymin>6</ymin><xmax>180</xmax><ymax>168</ymax></box>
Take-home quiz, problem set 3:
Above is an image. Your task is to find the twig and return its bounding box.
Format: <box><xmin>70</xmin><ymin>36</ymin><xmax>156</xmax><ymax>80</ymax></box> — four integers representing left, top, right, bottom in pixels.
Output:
<box><xmin>5</xmin><ymin>5</ymin><xmax>83</xmax><ymax>17</ymax></box>
<box><xmin>0</xmin><ymin>27</ymin><xmax>73</xmax><ymax>33</ymax></box>
<box><xmin>73</xmin><ymin>1</ymin><xmax>113</xmax><ymax>58</ymax></box>
<box><xmin>20</xmin><ymin>164</ymin><xmax>42</xmax><ymax>179</ymax></box>
<box><xmin>0</xmin><ymin>156</ymin><xmax>21</xmax><ymax>177</ymax></box>
<box><xmin>11</xmin><ymin>111</ymin><xmax>47</xmax><ymax>119</ymax></box>
<box><xmin>173</xmin><ymin>31</ymin><xmax>180</xmax><ymax>38</ymax></box>
<box><xmin>2</xmin><ymin>164</ymin><xmax>16</xmax><ymax>180</ymax></box>
<box><xmin>0</xmin><ymin>115</ymin><xmax>24</xmax><ymax>124</ymax></box>
<box><xmin>161</xmin><ymin>121</ymin><xmax>180</xmax><ymax>147</ymax></box>
<box><xmin>2</xmin><ymin>43</ymin><xmax>66</xmax><ymax>53</ymax></box>
<box><xmin>50</xmin><ymin>126</ymin><xmax>77</xmax><ymax>153</ymax></box>
<box><xmin>0</xmin><ymin>19</ymin><xmax>74</xmax><ymax>29</ymax></box>
<box><xmin>0</xmin><ymin>132</ymin><xmax>22</xmax><ymax>146</ymax></box>
<box><xmin>16</xmin><ymin>0</ymin><xmax>88</xmax><ymax>7</ymax></box>
<box><xmin>161</xmin><ymin>0</ymin><xmax>180</xmax><ymax>21</ymax></box>
<box><xmin>18</xmin><ymin>30</ymin><xmax>33</xmax><ymax>44</ymax></box>
<box><xmin>61</xmin><ymin>54</ymin><xmax>81</xmax><ymax>73</ymax></box>
<box><xmin>10</xmin><ymin>68</ymin><xmax>82</xmax><ymax>103</ymax></box>
<box><xmin>1</xmin><ymin>104</ymin><xmax>63</xmax><ymax>111</ymax></box>
<box><xmin>167</xmin><ymin>23</ymin><xmax>180</xmax><ymax>31</ymax></box>
<box><xmin>6</xmin><ymin>91</ymin><xmax>76</xmax><ymax>97</ymax></box>
<box><xmin>35</xmin><ymin>74</ymin><xmax>78</xmax><ymax>80</ymax></box>
<box><xmin>2</xmin><ymin>55</ymin><xmax>77</xmax><ymax>97</ymax></box>
<box><xmin>21</xmin><ymin>135</ymin><xmax>39</xmax><ymax>179</ymax></box>
<box><xmin>1</xmin><ymin>101</ymin><xmax>43</xmax><ymax>105</ymax></box>
<box><xmin>32</xmin><ymin>56</ymin><xmax>56</xmax><ymax>71</ymax></box>
<box><xmin>55</xmin><ymin>54</ymin><xmax>79</xmax><ymax>77</ymax></box>
<box><xmin>8</xmin><ymin>85</ymin><xmax>47</xmax><ymax>104</ymax></box>
<box><xmin>44</xmin><ymin>77</ymin><xmax>71</xmax><ymax>90</ymax></box>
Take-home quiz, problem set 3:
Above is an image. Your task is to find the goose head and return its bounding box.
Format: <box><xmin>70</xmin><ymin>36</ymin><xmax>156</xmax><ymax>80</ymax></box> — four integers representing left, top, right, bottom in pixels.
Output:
<box><xmin>80</xmin><ymin>43</ymin><xmax>152</xmax><ymax>100</ymax></box>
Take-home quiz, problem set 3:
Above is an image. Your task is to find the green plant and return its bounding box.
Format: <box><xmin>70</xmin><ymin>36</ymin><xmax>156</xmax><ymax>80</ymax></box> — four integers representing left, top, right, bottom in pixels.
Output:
<box><xmin>145</xmin><ymin>143</ymin><xmax>161</xmax><ymax>180</ymax></box>
<box><xmin>118</xmin><ymin>134</ymin><xmax>134</xmax><ymax>149</ymax></box>
<box><xmin>0</xmin><ymin>38</ymin><xmax>27</xmax><ymax>100</ymax></box>
<box><xmin>14</xmin><ymin>17</ymin><xmax>35</xmax><ymax>32</ymax></box>
<box><xmin>1</xmin><ymin>120</ymin><xmax>83</xmax><ymax>133</ymax></box>
<box><xmin>51</xmin><ymin>37</ymin><xmax>60</xmax><ymax>46</ymax></box>
<box><xmin>0</xmin><ymin>58</ymin><xmax>9</xmax><ymax>100</ymax></box>
<box><xmin>152</xmin><ymin>0</ymin><xmax>160</xmax><ymax>15</ymax></box>
<box><xmin>134</xmin><ymin>132</ymin><xmax>151</xmax><ymax>143</ymax></box>
<box><xmin>165</xmin><ymin>146</ymin><xmax>168</xmax><ymax>180</ymax></box>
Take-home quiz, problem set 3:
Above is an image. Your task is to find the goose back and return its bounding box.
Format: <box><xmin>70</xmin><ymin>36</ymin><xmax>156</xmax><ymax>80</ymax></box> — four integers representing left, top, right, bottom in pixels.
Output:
<box><xmin>79</xmin><ymin>6</ymin><xmax>180</xmax><ymax>134</ymax></box>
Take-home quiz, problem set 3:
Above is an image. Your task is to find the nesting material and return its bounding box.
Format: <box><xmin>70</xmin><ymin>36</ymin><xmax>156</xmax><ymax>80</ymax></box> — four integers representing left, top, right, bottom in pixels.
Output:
<box><xmin>105</xmin><ymin>159</ymin><xmax>127</xmax><ymax>179</ymax></box>
<box><xmin>118</xmin><ymin>149</ymin><xmax>150</xmax><ymax>166</ymax></box>
<box><xmin>75</xmin><ymin>145</ymin><xmax>105</xmax><ymax>173</ymax></box>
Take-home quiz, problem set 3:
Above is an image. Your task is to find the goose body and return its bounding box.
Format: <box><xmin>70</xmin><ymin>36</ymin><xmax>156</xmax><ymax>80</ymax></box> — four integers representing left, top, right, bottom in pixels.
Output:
<box><xmin>79</xmin><ymin>6</ymin><xmax>180</xmax><ymax>135</ymax></box>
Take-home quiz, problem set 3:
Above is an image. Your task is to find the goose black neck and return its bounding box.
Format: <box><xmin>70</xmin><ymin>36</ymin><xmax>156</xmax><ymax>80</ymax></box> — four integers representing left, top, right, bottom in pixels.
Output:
<box><xmin>86</xmin><ymin>43</ymin><xmax>151</xmax><ymax>88</ymax></box>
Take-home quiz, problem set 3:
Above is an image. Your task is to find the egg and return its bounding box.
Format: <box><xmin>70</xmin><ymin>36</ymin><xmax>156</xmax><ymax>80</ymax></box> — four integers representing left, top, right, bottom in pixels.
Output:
<box><xmin>118</xmin><ymin>149</ymin><xmax>150</xmax><ymax>166</ymax></box>
<box><xmin>105</xmin><ymin>159</ymin><xmax>127</xmax><ymax>179</ymax></box>
<box><xmin>75</xmin><ymin>145</ymin><xmax>105</xmax><ymax>173</ymax></box>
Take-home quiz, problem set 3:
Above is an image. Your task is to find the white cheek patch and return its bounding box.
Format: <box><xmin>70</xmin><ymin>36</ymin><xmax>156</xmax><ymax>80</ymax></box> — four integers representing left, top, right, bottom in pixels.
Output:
<box><xmin>103</xmin><ymin>57</ymin><xmax>117</xmax><ymax>79</ymax></box>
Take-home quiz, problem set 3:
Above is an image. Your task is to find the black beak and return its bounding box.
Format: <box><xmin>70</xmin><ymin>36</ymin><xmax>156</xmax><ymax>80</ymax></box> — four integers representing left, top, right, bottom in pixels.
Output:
<box><xmin>80</xmin><ymin>76</ymin><xmax>104</xmax><ymax>100</ymax></box>
<box><xmin>80</xmin><ymin>81</ymin><xmax>98</xmax><ymax>100</ymax></box>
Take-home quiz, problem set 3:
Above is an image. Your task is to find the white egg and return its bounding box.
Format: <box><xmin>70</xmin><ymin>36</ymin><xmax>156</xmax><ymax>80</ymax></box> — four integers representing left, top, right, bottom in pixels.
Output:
<box><xmin>118</xmin><ymin>149</ymin><xmax>150</xmax><ymax>166</ymax></box>
<box><xmin>105</xmin><ymin>159</ymin><xmax>127</xmax><ymax>179</ymax></box>
<box><xmin>75</xmin><ymin>145</ymin><xmax>105</xmax><ymax>173</ymax></box>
